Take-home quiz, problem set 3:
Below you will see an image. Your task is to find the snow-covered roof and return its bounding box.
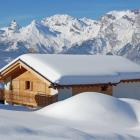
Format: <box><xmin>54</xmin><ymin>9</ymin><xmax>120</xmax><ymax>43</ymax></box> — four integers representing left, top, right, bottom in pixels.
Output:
<box><xmin>1</xmin><ymin>54</ymin><xmax>140</xmax><ymax>85</ymax></box>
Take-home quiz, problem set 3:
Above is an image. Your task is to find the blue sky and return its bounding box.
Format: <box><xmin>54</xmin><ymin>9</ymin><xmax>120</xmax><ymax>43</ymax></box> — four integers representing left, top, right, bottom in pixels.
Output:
<box><xmin>0</xmin><ymin>0</ymin><xmax>140</xmax><ymax>27</ymax></box>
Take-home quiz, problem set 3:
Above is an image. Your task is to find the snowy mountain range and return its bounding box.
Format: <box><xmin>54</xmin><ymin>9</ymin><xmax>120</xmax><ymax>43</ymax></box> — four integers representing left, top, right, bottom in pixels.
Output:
<box><xmin>0</xmin><ymin>9</ymin><xmax>140</xmax><ymax>68</ymax></box>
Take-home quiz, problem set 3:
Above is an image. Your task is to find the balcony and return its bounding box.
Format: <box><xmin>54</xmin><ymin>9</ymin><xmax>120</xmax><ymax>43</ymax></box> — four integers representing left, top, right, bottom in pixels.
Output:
<box><xmin>4</xmin><ymin>90</ymin><xmax>58</xmax><ymax>107</ymax></box>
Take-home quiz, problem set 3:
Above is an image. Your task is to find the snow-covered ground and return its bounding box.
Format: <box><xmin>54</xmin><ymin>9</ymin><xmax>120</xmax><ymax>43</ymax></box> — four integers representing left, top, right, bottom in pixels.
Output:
<box><xmin>0</xmin><ymin>92</ymin><xmax>140</xmax><ymax>140</ymax></box>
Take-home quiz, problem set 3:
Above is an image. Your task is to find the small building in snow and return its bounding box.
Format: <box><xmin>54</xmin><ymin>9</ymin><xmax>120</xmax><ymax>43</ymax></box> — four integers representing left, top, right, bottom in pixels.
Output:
<box><xmin>0</xmin><ymin>54</ymin><xmax>140</xmax><ymax>107</ymax></box>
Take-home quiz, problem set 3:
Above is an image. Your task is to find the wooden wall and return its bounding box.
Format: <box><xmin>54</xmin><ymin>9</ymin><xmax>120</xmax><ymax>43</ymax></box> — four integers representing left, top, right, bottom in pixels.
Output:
<box><xmin>5</xmin><ymin>71</ymin><xmax>57</xmax><ymax>107</ymax></box>
<box><xmin>12</xmin><ymin>71</ymin><xmax>51</xmax><ymax>95</ymax></box>
<box><xmin>72</xmin><ymin>85</ymin><xmax>112</xmax><ymax>96</ymax></box>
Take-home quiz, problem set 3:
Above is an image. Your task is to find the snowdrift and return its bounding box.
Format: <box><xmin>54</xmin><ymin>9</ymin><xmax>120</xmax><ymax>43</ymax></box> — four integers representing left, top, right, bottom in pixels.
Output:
<box><xmin>1</xmin><ymin>92</ymin><xmax>140</xmax><ymax>139</ymax></box>
<box><xmin>38</xmin><ymin>92</ymin><xmax>140</xmax><ymax>128</ymax></box>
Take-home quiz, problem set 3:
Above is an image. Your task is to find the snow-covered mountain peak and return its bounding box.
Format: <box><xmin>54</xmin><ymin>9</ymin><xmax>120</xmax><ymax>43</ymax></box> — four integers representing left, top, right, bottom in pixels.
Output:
<box><xmin>42</xmin><ymin>14</ymin><xmax>100</xmax><ymax>31</ymax></box>
<box><xmin>100</xmin><ymin>9</ymin><xmax>138</xmax><ymax>26</ymax></box>
<box><xmin>25</xmin><ymin>20</ymin><xmax>41</xmax><ymax>32</ymax></box>
<box><xmin>42</xmin><ymin>14</ymin><xmax>100</xmax><ymax>45</ymax></box>
<box><xmin>30</xmin><ymin>19</ymin><xmax>38</xmax><ymax>26</ymax></box>
<box><xmin>8</xmin><ymin>20</ymin><xmax>21</xmax><ymax>33</ymax></box>
<box><xmin>131</xmin><ymin>9</ymin><xmax>140</xmax><ymax>15</ymax></box>
<box><xmin>42</xmin><ymin>14</ymin><xmax>75</xmax><ymax>25</ymax></box>
<box><xmin>22</xmin><ymin>19</ymin><xmax>58</xmax><ymax>38</ymax></box>
<box><xmin>0</xmin><ymin>10</ymin><xmax>140</xmax><ymax>68</ymax></box>
<box><xmin>107</xmin><ymin>10</ymin><xmax>133</xmax><ymax>19</ymax></box>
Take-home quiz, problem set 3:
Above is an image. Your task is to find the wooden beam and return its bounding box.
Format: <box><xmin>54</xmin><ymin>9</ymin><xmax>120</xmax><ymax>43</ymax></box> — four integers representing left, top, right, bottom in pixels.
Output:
<box><xmin>55</xmin><ymin>83</ymin><xmax>115</xmax><ymax>89</ymax></box>
<box><xmin>1</xmin><ymin>60</ymin><xmax>20</xmax><ymax>75</ymax></box>
<box><xmin>1</xmin><ymin>64</ymin><xmax>20</xmax><ymax>78</ymax></box>
<box><xmin>121</xmin><ymin>79</ymin><xmax>140</xmax><ymax>83</ymax></box>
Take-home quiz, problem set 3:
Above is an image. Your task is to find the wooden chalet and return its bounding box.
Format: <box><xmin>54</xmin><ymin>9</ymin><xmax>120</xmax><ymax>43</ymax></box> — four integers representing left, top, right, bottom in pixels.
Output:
<box><xmin>0</xmin><ymin>54</ymin><xmax>140</xmax><ymax>107</ymax></box>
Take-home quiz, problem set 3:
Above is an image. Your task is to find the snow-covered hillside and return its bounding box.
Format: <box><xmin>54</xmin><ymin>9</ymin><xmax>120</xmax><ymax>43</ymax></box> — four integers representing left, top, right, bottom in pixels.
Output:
<box><xmin>0</xmin><ymin>9</ymin><xmax>140</xmax><ymax>68</ymax></box>
<box><xmin>1</xmin><ymin>92</ymin><xmax>140</xmax><ymax>140</ymax></box>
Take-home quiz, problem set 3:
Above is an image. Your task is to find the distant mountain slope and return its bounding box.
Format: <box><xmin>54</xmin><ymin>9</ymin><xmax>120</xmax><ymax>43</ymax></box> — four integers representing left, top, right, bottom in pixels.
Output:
<box><xmin>0</xmin><ymin>10</ymin><xmax>140</xmax><ymax>68</ymax></box>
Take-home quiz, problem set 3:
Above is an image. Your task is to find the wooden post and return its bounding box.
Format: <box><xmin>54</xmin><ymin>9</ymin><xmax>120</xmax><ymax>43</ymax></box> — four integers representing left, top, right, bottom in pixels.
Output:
<box><xmin>0</xmin><ymin>90</ymin><xmax>4</xmax><ymax>104</ymax></box>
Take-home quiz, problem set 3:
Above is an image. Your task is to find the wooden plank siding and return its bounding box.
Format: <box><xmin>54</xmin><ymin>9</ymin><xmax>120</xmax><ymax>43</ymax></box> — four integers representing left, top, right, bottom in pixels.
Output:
<box><xmin>72</xmin><ymin>85</ymin><xmax>112</xmax><ymax>96</ymax></box>
<box><xmin>3</xmin><ymin>70</ymin><xmax>58</xmax><ymax>107</ymax></box>
<box><xmin>12</xmin><ymin>71</ymin><xmax>51</xmax><ymax>95</ymax></box>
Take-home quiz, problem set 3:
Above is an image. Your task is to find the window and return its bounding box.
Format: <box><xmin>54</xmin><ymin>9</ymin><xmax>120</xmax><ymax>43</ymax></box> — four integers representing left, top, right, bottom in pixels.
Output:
<box><xmin>101</xmin><ymin>85</ymin><xmax>108</xmax><ymax>91</ymax></box>
<box><xmin>25</xmin><ymin>81</ymin><xmax>32</xmax><ymax>90</ymax></box>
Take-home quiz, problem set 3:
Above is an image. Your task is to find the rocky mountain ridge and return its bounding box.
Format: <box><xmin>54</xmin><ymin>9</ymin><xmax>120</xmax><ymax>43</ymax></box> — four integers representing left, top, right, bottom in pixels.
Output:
<box><xmin>0</xmin><ymin>9</ymin><xmax>140</xmax><ymax>68</ymax></box>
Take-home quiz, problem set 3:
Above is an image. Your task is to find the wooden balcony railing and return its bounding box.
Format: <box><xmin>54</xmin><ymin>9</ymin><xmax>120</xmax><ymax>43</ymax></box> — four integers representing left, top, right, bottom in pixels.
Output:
<box><xmin>4</xmin><ymin>90</ymin><xmax>58</xmax><ymax>107</ymax></box>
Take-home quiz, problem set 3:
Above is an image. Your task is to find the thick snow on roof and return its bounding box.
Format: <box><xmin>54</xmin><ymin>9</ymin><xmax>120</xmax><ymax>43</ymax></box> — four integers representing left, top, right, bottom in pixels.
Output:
<box><xmin>1</xmin><ymin>54</ymin><xmax>140</xmax><ymax>85</ymax></box>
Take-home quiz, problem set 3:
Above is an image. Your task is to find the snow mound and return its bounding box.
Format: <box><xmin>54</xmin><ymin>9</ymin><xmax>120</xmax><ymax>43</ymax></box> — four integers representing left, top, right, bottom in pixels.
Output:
<box><xmin>38</xmin><ymin>92</ymin><xmax>140</xmax><ymax>128</ymax></box>
<box><xmin>1</xmin><ymin>93</ymin><xmax>140</xmax><ymax>139</ymax></box>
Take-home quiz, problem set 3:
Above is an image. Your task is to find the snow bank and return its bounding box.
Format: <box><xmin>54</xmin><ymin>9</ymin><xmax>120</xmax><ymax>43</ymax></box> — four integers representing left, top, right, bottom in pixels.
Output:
<box><xmin>37</xmin><ymin>92</ymin><xmax>139</xmax><ymax>128</ymax></box>
<box><xmin>1</xmin><ymin>92</ymin><xmax>140</xmax><ymax>139</ymax></box>
<box><xmin>120</xmin><ymin>98</ymin><xmax>140</xmax><ymax>122</ymax></box>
